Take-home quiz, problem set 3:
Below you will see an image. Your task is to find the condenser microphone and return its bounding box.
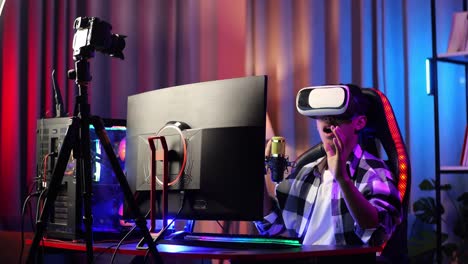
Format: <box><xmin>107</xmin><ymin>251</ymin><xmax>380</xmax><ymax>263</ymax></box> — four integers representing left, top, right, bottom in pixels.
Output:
<box><xmin>267</xmin><ymin>136</ymin><xmax>289</xmax><ymax>183</ymax></box>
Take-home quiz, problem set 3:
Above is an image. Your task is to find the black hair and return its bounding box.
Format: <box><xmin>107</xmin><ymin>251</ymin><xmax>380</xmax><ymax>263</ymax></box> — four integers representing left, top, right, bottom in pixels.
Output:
<box><xmin>341</xmin><ymin>83</ymin><xmax>369</xmax><ymax>118</ymax></box>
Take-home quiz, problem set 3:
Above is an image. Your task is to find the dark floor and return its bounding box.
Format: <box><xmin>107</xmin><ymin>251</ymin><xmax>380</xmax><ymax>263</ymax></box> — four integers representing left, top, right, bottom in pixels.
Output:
<box><xmin>0</xmin><ymin>231</ymin><xmax>32</xmax><ymax>263</ymax></box>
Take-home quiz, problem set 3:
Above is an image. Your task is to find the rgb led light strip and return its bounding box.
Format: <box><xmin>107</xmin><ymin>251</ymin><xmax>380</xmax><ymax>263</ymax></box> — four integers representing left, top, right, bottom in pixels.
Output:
<box><xmin>185</xmin><ymin>235</ymin><xmax>302</xmax><ymax>246</ymax></box>
<box><xmin>373</xmin><ymin>89</ymin><xmax>408</xmax><ymax>201</ymax></box>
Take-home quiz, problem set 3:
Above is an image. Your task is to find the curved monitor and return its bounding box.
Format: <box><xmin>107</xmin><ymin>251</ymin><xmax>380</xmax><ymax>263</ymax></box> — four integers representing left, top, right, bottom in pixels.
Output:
<box><xmin>126</xmin><ymin>75</ymin><xmax>267</xmax><ymax>221</ymax></box>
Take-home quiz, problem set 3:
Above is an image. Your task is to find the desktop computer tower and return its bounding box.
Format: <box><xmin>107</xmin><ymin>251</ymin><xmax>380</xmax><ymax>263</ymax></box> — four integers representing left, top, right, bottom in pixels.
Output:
<box><xmin>36</xmin><ymin>117</ymin><xmax>127</xmax><ymax>240</ymax></box>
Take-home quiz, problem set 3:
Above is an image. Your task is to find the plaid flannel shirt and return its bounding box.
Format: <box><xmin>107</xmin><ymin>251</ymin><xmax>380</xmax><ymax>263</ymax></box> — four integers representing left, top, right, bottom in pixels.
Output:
<box><xmin>256</xmin><ymin>144</ymin><xmax>402</xmax><ymax>246</ymax></box>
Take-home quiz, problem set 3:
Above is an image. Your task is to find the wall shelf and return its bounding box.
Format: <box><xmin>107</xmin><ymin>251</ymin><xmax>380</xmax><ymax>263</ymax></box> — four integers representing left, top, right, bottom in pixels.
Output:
<box><xmin>436</xmin><ymin>51</ymin><xmax>468</xmax><ymax>64</ymax></box>
<box><xmin>429</xmin><ymin>1</ymin><xmax>468</xmax><ymax>264</ymax></box>
<box><xmin>440</xmin><ymin>166</ymin><xmax>468</xmax><ymax>173</ymax></box>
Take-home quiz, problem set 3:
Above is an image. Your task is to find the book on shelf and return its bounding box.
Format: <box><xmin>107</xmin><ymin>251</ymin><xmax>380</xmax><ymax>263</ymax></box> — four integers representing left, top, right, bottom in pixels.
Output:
<box><xmin>446</xmin><ymin>11</ymin><xmax>468</xmax><ymax>54</ymax></box>
<box><xmin>460</xmin><ymin>126</ymin><xmax>468</xmax><ymax>166</ymax></box>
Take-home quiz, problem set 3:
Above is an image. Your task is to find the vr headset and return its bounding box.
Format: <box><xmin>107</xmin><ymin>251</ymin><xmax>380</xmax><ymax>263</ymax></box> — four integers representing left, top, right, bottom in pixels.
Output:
<box><xmin>296</xmin><ymin>85</ymin><xmax>351</xmax><ymax>117</ymax></box>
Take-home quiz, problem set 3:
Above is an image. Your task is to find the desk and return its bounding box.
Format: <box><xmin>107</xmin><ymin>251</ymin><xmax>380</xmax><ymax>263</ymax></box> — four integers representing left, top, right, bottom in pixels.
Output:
<box><xmin>28</xmin><ymin>238</ymin><xmax>380</xmax><ymax>263</ymax></box>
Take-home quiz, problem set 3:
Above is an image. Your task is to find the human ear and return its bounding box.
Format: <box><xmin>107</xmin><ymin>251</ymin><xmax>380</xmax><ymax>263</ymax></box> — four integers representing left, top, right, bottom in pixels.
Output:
<box><xmin>354</xmin><ymin>115</ymin><xmax>367</xmax><ymax>131</ymax></box>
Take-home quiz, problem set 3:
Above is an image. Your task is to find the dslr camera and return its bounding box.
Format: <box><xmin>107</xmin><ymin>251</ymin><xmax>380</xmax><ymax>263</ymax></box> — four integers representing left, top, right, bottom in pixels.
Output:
<box><xmin>72</xmin><ymin>17</ymin><xmax>126</xmax><ymax>60</ymax></box>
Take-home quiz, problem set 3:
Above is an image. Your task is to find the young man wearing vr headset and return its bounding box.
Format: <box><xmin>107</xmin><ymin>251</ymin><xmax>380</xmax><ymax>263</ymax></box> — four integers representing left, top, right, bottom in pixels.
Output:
<box><xmin>257</xmin><ymin>84</ymin><xmax>402</xmax><ymax>248</ymax></box>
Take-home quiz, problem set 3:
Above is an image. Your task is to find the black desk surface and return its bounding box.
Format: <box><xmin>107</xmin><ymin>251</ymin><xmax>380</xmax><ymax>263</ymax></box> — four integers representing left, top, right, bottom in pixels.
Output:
<box><xmin>32</xmin><ymin>238</ymin><xmax>381</xmax><ymax>262</ymax></box>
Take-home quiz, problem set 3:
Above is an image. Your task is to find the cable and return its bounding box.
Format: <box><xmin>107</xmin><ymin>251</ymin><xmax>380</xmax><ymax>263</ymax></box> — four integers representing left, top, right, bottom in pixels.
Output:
<box><xmin>26</xmin><ymin>181</ymin><xmax>38</xmax><ymax>232</ymax></box>
<box><xmin>110</xmin><ymin>208</ymin><xmax>152</xmax><ymax>264</ymax></box>
<box><xmin>41</xmin><ymin>152</ymin><xmax>57</xmax><ymax>190</ymax></box>
<box><xmin>18</xmin><ymin>193</ymin><xmax>35</xmax><ymax>264</ymax></box>
<box><xmin>19</xmin><ymin>182</ymin><xmax>44</xmax><ymax>264</ymax></box>
<box><xmin>33</xmin><ymin>153</ymin><xmax>54</xmax><ymax>230</ymax></box>
<box><xmin>28</xmin><ymin>179</ymin><xmax>38</xmax><ymax>197</ymax></box>
<box><xmin>34</xmin><ymin>187</ymin><xmax>48</xmax><ymax>264</ymax></box>
<box><xmin>110</xmin><ymin>224</ymin><xmax>138</xmax><ymax>264</ymax></box>
<box><xmin>43</xmin><ymin>154</ymin><xmax>49</xmax><ymax>186</ymax></box>
<box><xmin>216</xmin><ymin>220</ymin><xmax>225</xmax><ymax>231</ymax></box>
<box><xmin>34</xmin><ymin>152</ymin><xmax>56</xmax><ymax>225</ymax></box>
<box><xmin>28</xmin><ymin>195</ymin><xmax>35</xmax><ymax>232</ymax></box>
<box><xmin>19</xmin><ymin>161</ymin><xmax>50</xmax><ymax>264</ymax></box>
<box><xmin>35</xmin><ymin>188</ymin><xmax>47</xmax><ymax>263</ymax></box>
<box><xmin>94</xmin><ymin>238</ymin><xmax>140</xmax><ymax>260</ymax></box>
<box><xmin>143</xmin><ymin>214</ymin><xmax>180</xmax><ymax>263</ymax></box>
<box><xmin>155</xmin><ymin>191</ymin><xmax>186</xmax><ymax>244</ymax></box>
<box><xmin>113</xmin><ymin>142</ymin><xmax>186</xmax><ymax>263</ymax></box>
<box><xmin>36</xmin><ymin>188</ymin><xmax>47</xmax><ymax>224</ymax></box>
<box><xmin>143</xmin><ymin>191</ymin><xmax>186</xmax><ymax>263</ymax></box>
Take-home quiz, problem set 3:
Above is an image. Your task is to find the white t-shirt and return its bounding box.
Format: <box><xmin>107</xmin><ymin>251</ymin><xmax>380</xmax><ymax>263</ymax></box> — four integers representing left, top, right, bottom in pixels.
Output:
<box><xmin>302</xmin><ymin>169</ymin><xmax>336</xmax><ymax>245</ymax></box>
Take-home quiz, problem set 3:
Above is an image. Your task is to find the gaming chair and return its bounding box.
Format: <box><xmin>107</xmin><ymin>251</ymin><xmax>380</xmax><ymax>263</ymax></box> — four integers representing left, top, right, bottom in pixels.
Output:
<box><xmin>292</xmin><ymin>87</ymin><xmax>411</xmax><ymax>264</ymax></box>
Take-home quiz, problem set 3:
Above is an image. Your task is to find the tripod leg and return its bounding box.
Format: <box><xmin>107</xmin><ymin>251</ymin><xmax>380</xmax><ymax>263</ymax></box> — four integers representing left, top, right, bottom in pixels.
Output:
<box><xmin>90</xmin><ymin>116</ymin><xmax>164</xmax><ymax>264</ymax></box>
<box><xmin>27</xmin><ymin>118</ymin><xmax>79</xmax><ymax>264</ymax></box>
<box><xmin>78</xmin><ymin>116</ymin><xmax>95</xmax><ymax>263</ymax></box>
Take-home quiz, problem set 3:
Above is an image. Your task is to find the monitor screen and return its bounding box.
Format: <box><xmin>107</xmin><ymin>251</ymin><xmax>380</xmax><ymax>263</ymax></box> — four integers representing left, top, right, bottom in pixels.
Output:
<box><xmin>125</xmin><ymin>75</ymin><xmax>267</xmax><ymax>221</ymax></box>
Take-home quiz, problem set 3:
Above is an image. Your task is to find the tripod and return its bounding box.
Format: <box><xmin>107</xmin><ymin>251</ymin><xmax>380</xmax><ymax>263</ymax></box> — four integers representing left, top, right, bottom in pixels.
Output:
<box><xmin>27</xmin><ymin>55</ymin><xmax>163</xmax><ymax>263</ymax></box>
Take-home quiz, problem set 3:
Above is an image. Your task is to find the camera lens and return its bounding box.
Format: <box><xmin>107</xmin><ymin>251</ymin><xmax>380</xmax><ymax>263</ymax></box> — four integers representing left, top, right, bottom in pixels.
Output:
<box><xmin>110</xmin><ymin>34</ymin><xmax>126</xmax><ymax>52</ymax></box>
<box><xmin>101</xmin><ymin>34</ymin><xmax>126</xmax><ymax>59</ymax></box>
